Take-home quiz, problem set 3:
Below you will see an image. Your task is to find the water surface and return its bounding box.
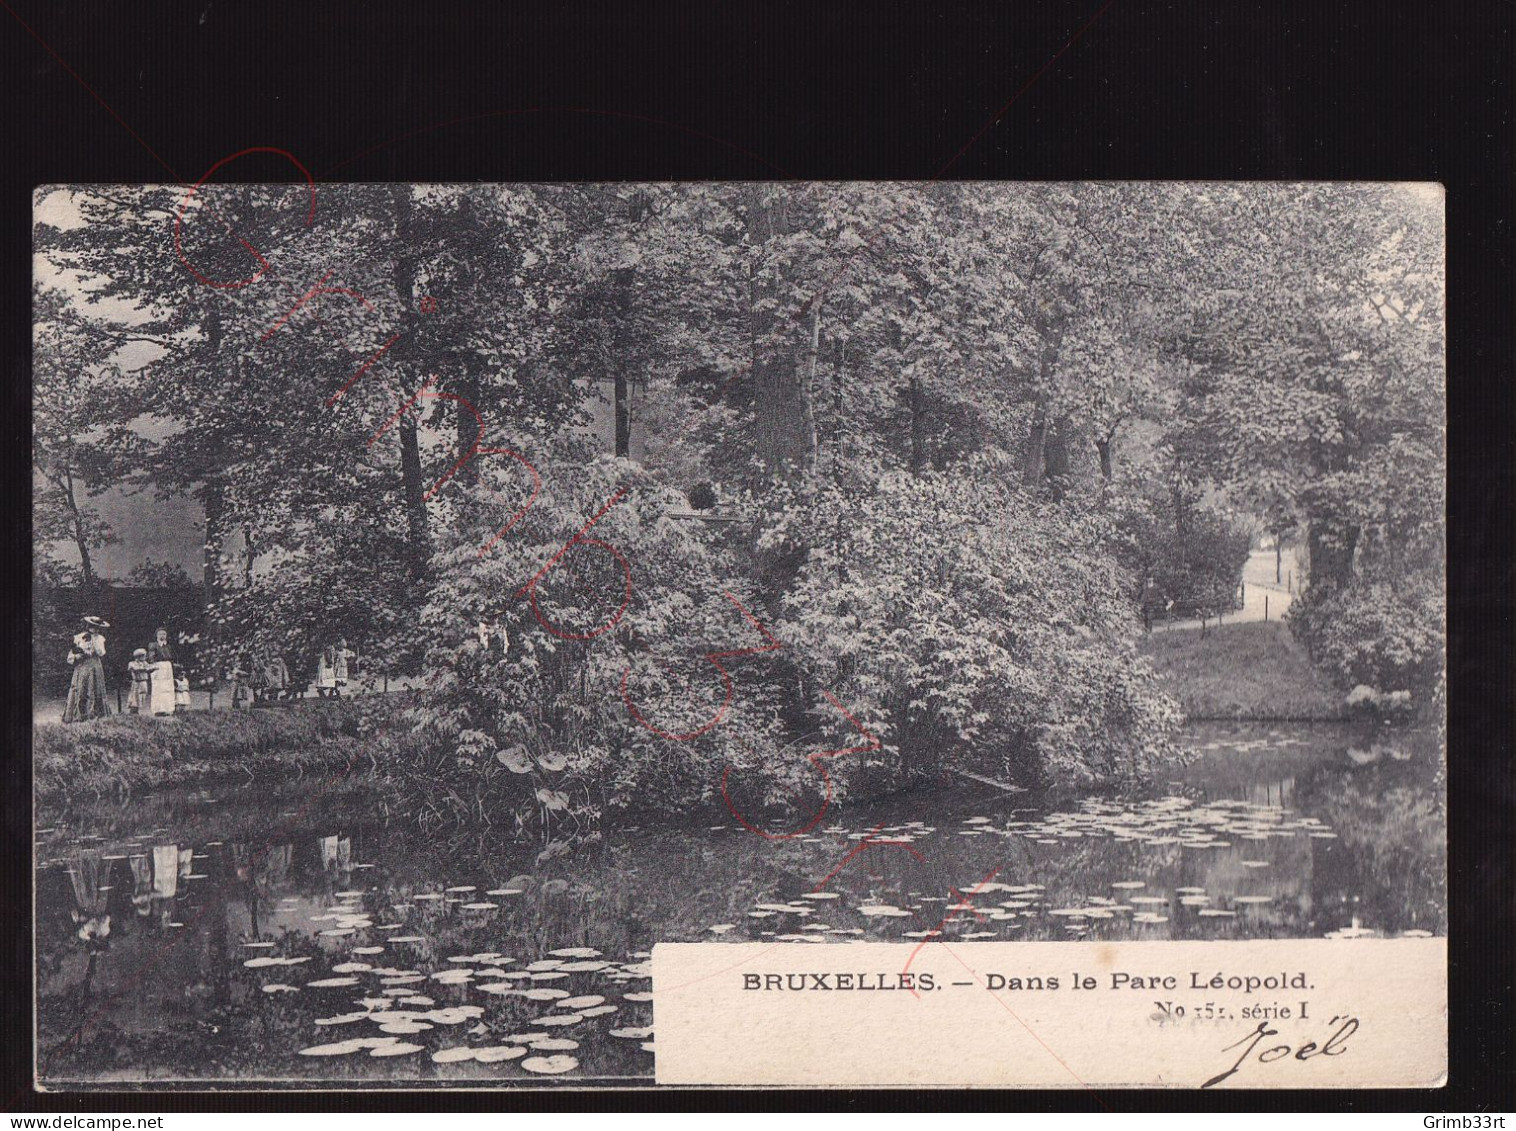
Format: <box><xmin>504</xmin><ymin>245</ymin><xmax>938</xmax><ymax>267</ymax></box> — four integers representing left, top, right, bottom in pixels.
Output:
<box><xmin>36</xmin><ymin>721</ymin><xmax>1444</xmax><ymax>1087</ymax></box>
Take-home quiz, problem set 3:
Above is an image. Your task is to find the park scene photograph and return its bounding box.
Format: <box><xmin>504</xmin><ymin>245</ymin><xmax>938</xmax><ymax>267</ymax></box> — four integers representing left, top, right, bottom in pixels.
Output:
<box><xmin>31</xmin><ymin>179</ymin><xmax>1445</xmax><ymax>1087</ymax></box>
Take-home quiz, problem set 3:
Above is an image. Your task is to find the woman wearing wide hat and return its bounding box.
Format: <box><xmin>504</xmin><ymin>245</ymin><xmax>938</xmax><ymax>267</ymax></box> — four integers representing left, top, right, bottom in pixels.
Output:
<box><xmin>63</xmin><ymin>615</ymin><xmax>111</xmax><ymax>723</ymax></box>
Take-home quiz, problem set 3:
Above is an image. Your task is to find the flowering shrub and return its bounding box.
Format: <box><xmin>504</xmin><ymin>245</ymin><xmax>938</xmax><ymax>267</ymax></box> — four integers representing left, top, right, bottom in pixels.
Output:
<box><xmin>411</xmin><ymin>452</ymin><xmax>792</xmax><ymax>832</ymax></box>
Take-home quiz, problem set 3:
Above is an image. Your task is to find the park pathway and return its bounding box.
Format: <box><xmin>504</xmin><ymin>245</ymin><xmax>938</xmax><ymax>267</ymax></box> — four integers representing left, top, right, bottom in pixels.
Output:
<box><xmin>1151</xmin><ymin>545</ymin><xmax>1303</xmax><ymax>634</ymax></box>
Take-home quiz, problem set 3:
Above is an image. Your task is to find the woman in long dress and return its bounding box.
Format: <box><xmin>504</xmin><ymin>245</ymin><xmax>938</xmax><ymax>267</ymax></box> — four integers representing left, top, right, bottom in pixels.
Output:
<box><xmin>315</xmin><ymin>644</ymin><xmax>338</xmax><ymax>697</ymax></box>
<box><xmin>333</xmin><ymin>637</ymin><xmax>353</xmax><ymax>691</ymax></box>
<box><xmin>146</xmin><ymin>627</ymin><xmax>177</xmax><ymax>717</ymax></box>
<box><xmin>63</xmin><ymin>616</ymin><xmax>111</xmax><ymax>723</ymax></box>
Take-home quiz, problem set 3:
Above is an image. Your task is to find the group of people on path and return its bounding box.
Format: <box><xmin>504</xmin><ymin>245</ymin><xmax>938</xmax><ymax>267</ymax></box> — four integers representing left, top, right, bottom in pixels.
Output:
<box><xmin>63</xmin><ymin>617</ymin><xmax>190</xmax><ymax>723</ymax></box>
<box><xmin>62</xmin><ymin>614</ymin><xmax>357</xmax><ymax>723</ymax></box>
<box><xmin>229</xmin><ymin>639</ymin><xmax>353</xmax><ymax>705</ymax></box>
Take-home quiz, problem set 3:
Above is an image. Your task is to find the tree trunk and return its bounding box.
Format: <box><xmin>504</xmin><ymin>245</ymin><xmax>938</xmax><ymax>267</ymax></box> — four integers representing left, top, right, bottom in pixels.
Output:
<box><xmin>201</xmin><ymin>477</ymin><xmax>226</xmax><ymax>602</ymax></box>
<box><xmin>907</xmin><ymin>374</ymin><xmax>927</xmax><ymax>475</ymax></box>
<box><xmin>1021</xmin><ymin>406</ymin><xmax>1049</xmax><ymax>487</ymax></box>
<box><xmin>1095</xmin><ymin>436</ymin><xmax>1114</xmax><ymax>482</ymax></box>
<box><xmin>390</xmin><ymin>185</ymin><xmax>430</xmax><ymax>577</ymax></box>
<box><xmin>242</xmin><ymin>524</ymin><xmax>256</xmax><ymax>587</ymax></box>
<box><xmin>399</xmin><ymin>418</ymin><xmax>430</xmax><ymax>580</ymax></box>
<box><xmin>800</xmin><ymin>300</ymin><xmax>821</xmax><ymax>476</ymax></box>
<box><xmin>61</xmin><ymin>465</ymin><xmax>98</xmax><ymax>605</ymax></box>
<box><xmin>613</xmin><ymin>368</ymin><xmax>631</xmax><ymax>457</ymax></box>
<box><xmin>1043</xmin><ymin>416</ymin><xmax>1072</xmax><ymax>499</ymax></box>
<box><xmin>1275</xmin><ymin>539</ymin><xmax>1283</xmax><ymax>584</ymax></box>
<box><xmin>745</xmin><ymin>187</ymin><xmax>816</xmax><ymax>484</ymax></box>
<box><xmin>1306</xmin><ymin>522</ymin><xmax>1359</xmax><ymax>593</ymax></box>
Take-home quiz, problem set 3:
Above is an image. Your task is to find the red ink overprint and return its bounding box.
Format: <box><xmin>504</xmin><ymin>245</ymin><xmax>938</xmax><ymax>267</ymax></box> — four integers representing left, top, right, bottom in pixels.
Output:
<box><xmin>514</xmin><ymin>487</ymin><xmax>633</xmax><ymax>640</ymax></box>
<box><xmin>808</xmin><ymin>821</ymin><xmax>927</xmax><ymax>894</ymax></box>
<box><xmin>720</xmin><ymin>689</ymin><xmax>880</xmax><ymax>840</ymax></box>
<box><xmin>392</xmin><ymin>384</ymin><xmax>545</xmax><ymax>558</ymax></box>
<box><xmin>259</xmin><ymin>268</ymin><xmax>376</xmax><ymax>343</ymax></box>
<box><xmin>173</xmin><ymin>147</ymin><xmax>316</xmax><ymax>290</ymax></box>
<box><xmin>620</xmin><ymin>590</ymin><xmax>782</xmax><ymax>740</ymax></box>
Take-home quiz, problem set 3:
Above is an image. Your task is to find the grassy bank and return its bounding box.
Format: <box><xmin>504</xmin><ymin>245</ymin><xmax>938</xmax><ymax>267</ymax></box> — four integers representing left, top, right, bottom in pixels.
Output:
<box><xmin>33</xmin><ymin>697</ymin><xmax>432</xmax><ymax>804</ymax></box>
<box><xmin>1139</xmin><ymin>620</ymin><xmax>1346</xmax><ymax>721</ymax></box>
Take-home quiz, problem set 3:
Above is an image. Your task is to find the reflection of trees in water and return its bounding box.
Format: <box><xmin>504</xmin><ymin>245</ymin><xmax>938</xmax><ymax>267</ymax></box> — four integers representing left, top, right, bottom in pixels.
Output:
<box><xmin>1294</xmin><ymin>746</ymin><xmax>1445</xmax><ymax>934</ymax></box>
<box><xmin>35</xmin><ymin>724</ymin><xmax>1446</xmax><ymax>1081</ymax></box>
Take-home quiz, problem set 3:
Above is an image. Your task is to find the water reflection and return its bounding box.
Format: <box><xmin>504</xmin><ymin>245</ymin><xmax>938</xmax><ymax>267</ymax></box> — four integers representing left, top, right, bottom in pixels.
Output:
<box><xmin>35</xmin><ymin>722</ymin><xmax>1443</xmax><ymax>1085</ymax></box>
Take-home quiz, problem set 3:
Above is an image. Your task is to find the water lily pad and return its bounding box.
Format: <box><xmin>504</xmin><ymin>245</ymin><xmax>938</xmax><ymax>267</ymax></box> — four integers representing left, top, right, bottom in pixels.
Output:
<box><xmin>462</xmin><ymin>903</ymin><xmax>499</xmax><ymax>911</ymax></box>
<box><xmin>242</xmin><ymin>941</ymin><xmax>277</xmax><ymax>948</ymax></box>
<box><xmin>446</xmin><ymin>886</ymin><xmax>477</xmax><ymax>893</ymax></box>
<box><xmin>520</xmin><ymin>1054</ymin><xmax>578</xmax><ymax>1074</ymax></box>
<box><xmin>474</xmin><ymin>1045</ymin><xmax>528</xmax><ymax>1062</ymax></box>
<box><xmin>549</xmin><ymin>947</ymin><xmax>602</xmax><ymax>958</ymax></box>
<box><xmin>1110</xmin><ymin>881</ymin><xmax>1145</xmax><ymax>890</ymax></box>
<box><xmin>556</xmin><ymin>960</ymin><xmax>610</xmax><ymax>972</ymax></box>
<box><xmin>559</xmin><ymin>995</ymin><xmax>605</xmax><ymax>1009</ymax></box>
<box><xmin>427</xmin><ymin>1006</ymin><xmax>485</xmax><ymax>1023</ymax></box>
<box><xmin>522</xmin><ymin>988</ymin><xmax>570</xmax><ymax>1001</ymax></box>
<box><xmin>432</xmin><ymin>1046</ymin><xmax>479</xmax><ymax>1063</ymax></box>
<box><xmin>307</xmin><ymin>977</ymin><xmax>361</xmax><ymax>988</ymax></box>
<box><xmin>622</xmin><ymin>992</ymin><xmax>653</xmax><ymax>1003</ymax></box>
<box><xmin>610</xmin><ymin>1025</ymin><xmax>653</xmax><ymax>1039</ymax></box>
<box><xmin>369</xmin><ymin>1042</ymin><xmax>425</xmax><ymax>1057</ymax></box>
<box><xmin>529</xmin><ymin>1038</ymin><xmax>579</xmax><ymax>1051</ymax></box>
<box><xmin>377</xmin><ymin>1021</ymin><xmax>433</xmax><ymax>1035</ymax></box>
<box><xmin>315</xmin><ymin>1012</ymin><xmax>371</xmax><ymax>1025</ymax></box>
<box><xmin>579</xmin><ymin>1005</ymin><xmax>618</xmax><ymax>1018</ymax></box>
<box><xmin>497</xmin><ymin>744</ymin><xmax>534</xmax><ymax>774</ymax></box>
<box><xmin>351</xmin><ymin>946</ymin><xmax>386</xmax><ymax>955</ymax></box>
<box><xmin>332</xmin><ymin>962</ymin><xmax>373</xmax><ymax>974</ymax></box>
<box><xmin>298</xmin><ymin>1039</ymin><xmax>368</xmax><ymax>1056</ymax></box>
<box><xmin>261</xmin><ymin>983</ymin><xmax>299</xmax><ymax>993</ymax></box>
<box><xmin>534</xmin><ymin>1012</ymin><xmax>585</xmax><ymax>1027</ymax></box>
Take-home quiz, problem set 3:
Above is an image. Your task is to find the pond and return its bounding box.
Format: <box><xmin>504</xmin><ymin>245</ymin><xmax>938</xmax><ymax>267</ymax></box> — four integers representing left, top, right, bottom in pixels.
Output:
<box><xmin>35</xmin><ymin>721</ymin><xmax>1445</xmax><ymax>1088</ymax></box>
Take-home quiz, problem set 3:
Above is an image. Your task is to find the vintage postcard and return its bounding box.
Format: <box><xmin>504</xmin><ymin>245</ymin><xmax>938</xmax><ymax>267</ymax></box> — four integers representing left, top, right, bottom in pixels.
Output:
<box><xmin>32</xmin><ymin>179</ymin><xmax>1446</xmax><ymax>1089</ymax></box>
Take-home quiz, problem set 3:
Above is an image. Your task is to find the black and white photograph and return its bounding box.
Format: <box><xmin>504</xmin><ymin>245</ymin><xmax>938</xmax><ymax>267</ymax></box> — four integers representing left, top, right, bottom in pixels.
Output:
<box><xmin>29</xmin><ymin>179</ymin><xmax>1447</xmax><ymax>1088</ymax></box>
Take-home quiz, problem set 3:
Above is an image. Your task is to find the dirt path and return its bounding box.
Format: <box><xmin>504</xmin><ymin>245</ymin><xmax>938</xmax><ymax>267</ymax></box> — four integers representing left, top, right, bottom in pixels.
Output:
<box><xmin>1151</xmin><ymin>546</ymin><xmax>1303</xmax><ymax>634</ymax></box>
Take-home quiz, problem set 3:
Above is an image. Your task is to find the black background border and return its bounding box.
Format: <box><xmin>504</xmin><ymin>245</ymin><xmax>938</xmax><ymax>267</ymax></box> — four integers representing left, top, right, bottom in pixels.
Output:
<box><xmin>1</xmin><ymin>0</ymin><xmax>1509</xmax><ymax>1113</ymax></box>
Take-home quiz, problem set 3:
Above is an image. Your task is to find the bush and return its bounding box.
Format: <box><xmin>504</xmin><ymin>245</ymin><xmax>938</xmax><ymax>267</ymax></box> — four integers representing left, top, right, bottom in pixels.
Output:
<box><xmin>1290</xmin><ymin>574</ymin><xmax>1443</xmax><ymax>708</ymax></box>
<box><xmin>411</xmin><ymin>454</ymin><xmax>793</xmax><ymax>834</ymax></box>
<box><xmin>768</xmin><ymin>456</ymin><xmax>1183</xmax><ymax>790</ymax></box>
<box><xmin>1121</xmin><ymin>494</ymin><xmax>1252</xmax><ymax>619</ymax></box>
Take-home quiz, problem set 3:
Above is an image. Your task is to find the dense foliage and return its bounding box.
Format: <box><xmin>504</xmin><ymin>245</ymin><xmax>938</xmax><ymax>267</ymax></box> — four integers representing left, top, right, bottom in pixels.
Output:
<box><xmin>33</xmin><ymin>180</ymin><xmax>1445</xmax><ymax>827</ymax></box>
